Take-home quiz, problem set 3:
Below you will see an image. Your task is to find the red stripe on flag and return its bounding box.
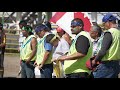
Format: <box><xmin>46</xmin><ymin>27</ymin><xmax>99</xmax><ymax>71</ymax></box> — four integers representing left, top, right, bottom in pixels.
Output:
<box><xmin>74</xmin><ymin>12</ymin><xmax>91</xmax><ymax>32</ymax></box>
<box><xmin>50</xmin><ymin>12</ymin><xmax>66</xmax><ymax>23</ymax></box>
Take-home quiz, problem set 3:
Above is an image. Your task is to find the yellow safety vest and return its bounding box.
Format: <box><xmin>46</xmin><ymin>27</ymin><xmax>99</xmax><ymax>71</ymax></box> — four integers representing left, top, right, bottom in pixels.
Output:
<box><xmin>20</xmin><ymin>35</ymin><xmax>36</xmax><ymax>61</ymax></box>
<box><xmin>64</xmin><ymin>31</ymin><xmax>93</xmax><ymax>74</ymax></box>
<box><xmin>102</xmin><ymin>28</ymin><xmax>120</xmax><ymax>61</ymax></box>
<box><xmin>36</xmin><ymin>34</ymin><xmax>53</xmax><ymax>65</ymax></box>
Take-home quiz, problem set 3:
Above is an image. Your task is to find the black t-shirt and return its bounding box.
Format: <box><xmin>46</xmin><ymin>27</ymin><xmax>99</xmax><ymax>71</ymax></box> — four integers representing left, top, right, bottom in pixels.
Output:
<box><xmin>75</xmin><ymin>35</ymin><xmax>90</xmax><ymax>55</ymax></box>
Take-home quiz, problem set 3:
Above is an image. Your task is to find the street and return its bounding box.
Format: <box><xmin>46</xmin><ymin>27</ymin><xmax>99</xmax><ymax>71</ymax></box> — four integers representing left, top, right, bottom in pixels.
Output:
<box><xmin>4</xmin><ymin>53</ymin><xmax>20</xmax><ymax>78</ymax></box>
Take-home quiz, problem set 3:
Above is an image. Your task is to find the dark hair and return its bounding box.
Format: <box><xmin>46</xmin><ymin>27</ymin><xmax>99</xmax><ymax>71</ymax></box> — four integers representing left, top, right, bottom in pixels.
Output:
<box><xmin>27</xmin><ymin>25</ymin><xmax>33</xmax><ymax>35</ymax></box>
<box><xmin>44</xmin><ymin>21</ymin><xmax>52</xmax><ymax>30</ymax></box>
<box><xmin>19</xmin><ymin>20</ymin><xmax>27</xmax><ymax>25</ymax></box>
<box><xmin>46</xmin><ymin>34</ymin><xmax>55</xmax><ymax>43</ymax></box>
<box><xmin>118</xmin><ymin>20</ymin><xmax>120</xmax><ymax>28</ymax></box>
<box><xmin>92</xmin><ymin>25</ymin><xmax>102</xmax><ymax>37</ymax></box>
<box><xmin>72</xmin><ymin>18</ymin><xmax>84</xmax><ymax>28</ymax></box>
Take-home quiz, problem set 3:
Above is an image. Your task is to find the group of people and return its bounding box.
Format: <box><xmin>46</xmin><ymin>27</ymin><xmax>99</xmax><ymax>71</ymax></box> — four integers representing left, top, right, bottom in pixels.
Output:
<box><xmin>18</xmin><ymin>13</ymin><xmax>120</xmax><ymax>78</ymax></box>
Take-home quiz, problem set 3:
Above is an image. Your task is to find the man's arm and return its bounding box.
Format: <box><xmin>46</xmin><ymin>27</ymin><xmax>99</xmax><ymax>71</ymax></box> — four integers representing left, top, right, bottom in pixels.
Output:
<box><xmin>58</xmin><ymin>35</ymin><xmax>90</xmax><ymax>61</ymax></box>
<box><xmin>41</xmin><ymin>51</ymin><xmax>51</xmax><ymax>65</ymax></box>
<box><xmin>40</xmin><ymin>40</ymin><xmax>53</xmax><ymax>65</ymax></box>
<box><xmin>94</xmin><ymin>32</ymin><xmax>112</xmax><ymax>62</ymax></box>
<box><xmin>63</xmin><ymin>33</ymin><xmax>72</xmax><ymax>45</ymax></box>
<box><xmin>26</xmin><ymin>37</ymin><xmax>37</xmax><ymax>62</ymax></box>
<box><xmin>58</xmin><ymin>52</ymin><xmax>86</xmax><ymax>61</ymax></box>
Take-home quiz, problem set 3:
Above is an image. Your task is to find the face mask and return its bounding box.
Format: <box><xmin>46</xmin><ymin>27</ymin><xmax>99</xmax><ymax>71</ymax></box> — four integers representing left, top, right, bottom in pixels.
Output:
<box><xmin>71</xmin><ymin>21</ymin><xmax>81</xmax><ymax>26</ymax></box>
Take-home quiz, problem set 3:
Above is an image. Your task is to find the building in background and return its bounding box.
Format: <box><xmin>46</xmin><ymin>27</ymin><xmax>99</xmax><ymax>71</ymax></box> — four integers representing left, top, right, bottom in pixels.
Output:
<box><xmin>0</xmin><ymin>12</ymin><xmax>120</xmax><ymax>33</ymax></box>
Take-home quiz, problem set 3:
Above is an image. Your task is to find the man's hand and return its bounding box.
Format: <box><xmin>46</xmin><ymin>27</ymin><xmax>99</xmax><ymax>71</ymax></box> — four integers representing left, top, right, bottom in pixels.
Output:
<box><xmin>51</xmin><ymin>58</ymin><xmax>57</xmax><ymax>62</ymax></box>
<box><xmin>38</xmin><ymin>64</ymin><xmax>43</xmax><ymax>70</ymax></box>
<box><xmin>34</xmin><ymin>62</ymin><xmax>38</xmax><ymax>67</ymax></box>
<box><xmin>91</xmin><ymin>59</ymin><xmax>100</xmax><ymax>68</ymax></box>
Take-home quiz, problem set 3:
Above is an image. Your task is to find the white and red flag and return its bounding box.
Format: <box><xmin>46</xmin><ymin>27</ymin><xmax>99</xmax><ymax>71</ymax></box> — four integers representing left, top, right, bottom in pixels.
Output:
<box><xmin>50</xmin><ymin>12</ymin><xmax>92</xmax><ymax>36</ymax></box>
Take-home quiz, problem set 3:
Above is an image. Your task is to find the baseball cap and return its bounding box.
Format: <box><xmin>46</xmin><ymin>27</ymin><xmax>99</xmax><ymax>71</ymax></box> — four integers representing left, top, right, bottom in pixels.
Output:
<box><xmin>102</xmin><ymin>13</ymin><xmax>117</xmax><ymax>23</ymax></box>
<box><xmin>56</xmin><ymin>26</ymin><xmax>64</xmax><ymax>32</ymax></box>
<box><xmin>35</xmin><ymin>24</ymin><xmax>47</xmax><ymax>33</ymax></box>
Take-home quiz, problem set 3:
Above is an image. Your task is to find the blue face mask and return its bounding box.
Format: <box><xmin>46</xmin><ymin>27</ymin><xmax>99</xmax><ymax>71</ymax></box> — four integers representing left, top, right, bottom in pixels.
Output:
<box><xmin>71</xmin><ymin>21</ymin><xmax>81</xmax><ymax>26</ymax></box>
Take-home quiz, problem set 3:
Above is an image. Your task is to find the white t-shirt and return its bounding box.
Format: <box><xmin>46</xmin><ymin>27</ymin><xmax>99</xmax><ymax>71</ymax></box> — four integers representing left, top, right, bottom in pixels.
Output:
<box><xmin>52</xmin><ymin>37</ymin><xmax>70</xmax><ymax>78</ymax></box>
<box><xmin>19</xmin><ymin>32</ymin><xmax>25</xmax><ymax>47</ymax></box>
<box><xmin>53</xmin><ymin>37</ymin><xmax>70</xmax><ymax>59</ymax></box>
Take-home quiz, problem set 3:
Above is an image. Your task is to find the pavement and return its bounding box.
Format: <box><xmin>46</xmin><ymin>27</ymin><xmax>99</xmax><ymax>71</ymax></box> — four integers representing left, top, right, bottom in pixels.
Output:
<box><xmin>2</xmin><ymin>53</ymin><xmax>120</xmax><ymax>78</ymax></box>
<box><xmin>3</xmin><ymin>53</ymin><xmax>20</xmax><ymax>78</ymax></box>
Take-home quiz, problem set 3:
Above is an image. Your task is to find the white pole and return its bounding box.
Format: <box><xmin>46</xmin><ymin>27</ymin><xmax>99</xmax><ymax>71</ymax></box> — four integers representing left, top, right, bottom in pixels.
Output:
<box><xmin>91</xmin><ymin>12</ymin><xmax>97</xmax><ymax>23</ymax></box>
<box><xmin>16</xmin><ymin>12</ymin><xmax>22</xmax><ymax>34</ymax></box>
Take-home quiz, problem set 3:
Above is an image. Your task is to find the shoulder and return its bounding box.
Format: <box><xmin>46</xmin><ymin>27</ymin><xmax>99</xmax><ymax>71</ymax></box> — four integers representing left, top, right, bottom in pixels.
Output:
<box><xmin>31</xmin><ymin>36</ymin><xmax>37</xmax><ymax>42</ymax></box>
<box><xmin>30</xmin><ymin>35</ymin><xmax>36</xmax><ymax>38</ymax></box>
<box><xmin>76</xmin><ymin>35</ymin><xmax>88</xmax><ymax>41</ymax></box>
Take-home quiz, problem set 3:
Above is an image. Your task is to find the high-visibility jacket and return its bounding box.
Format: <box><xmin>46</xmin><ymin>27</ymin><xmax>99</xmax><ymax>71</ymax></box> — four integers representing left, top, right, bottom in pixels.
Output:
<box><xmin>64</xmin><ymin>31</ymin><xmax>93</xmax><ymax>74</ymax></box>
<box><xmin>20</xmin><ymin>35</ymin><xmax>36</xmax><ymax>61</ymax></box>
<box><xmin>36</xmin><ymin>34</ymin><xmax>53</xmax><ymax>65</ymax></box>
<box><xmin>102</xmin><ymin>28</ymin><xmax>120</xmax><ymax>61</ymax></box>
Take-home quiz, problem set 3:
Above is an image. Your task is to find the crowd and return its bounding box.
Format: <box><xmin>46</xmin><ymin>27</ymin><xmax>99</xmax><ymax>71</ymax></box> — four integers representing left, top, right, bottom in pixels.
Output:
<box><xmin>1</xmin><ymin>13</ymin><xmax>119</xmax><ymax>78</ymax></box>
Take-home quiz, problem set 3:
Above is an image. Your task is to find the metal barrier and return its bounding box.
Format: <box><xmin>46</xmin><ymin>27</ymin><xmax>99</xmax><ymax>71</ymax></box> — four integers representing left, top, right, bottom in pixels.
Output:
<box><xmin>4</xmin><ymin>29</ymin><xmax>20</xmax><ymax>53</ymax></box>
